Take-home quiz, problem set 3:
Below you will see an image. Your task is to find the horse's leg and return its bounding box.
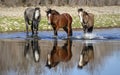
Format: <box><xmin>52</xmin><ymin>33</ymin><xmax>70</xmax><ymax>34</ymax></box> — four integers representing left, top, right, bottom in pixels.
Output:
<box><xmin>36</xmin><ymin>21</ymin><xmax>40</xmax><ymax>35</ymax></box>
<box><xmin>63</xmin><ymin>26</ymin><xmax>68</xmax><ymax>34</ymax></box>
<box><xmin>34</xmin><ymin>25</ymin><xmax>38</xmax><ymax>35</ymax></box>
<box><xmin>68</xmin><ymin>23</ymin><xmax>72</xmax><ymax>37</ymax></box>
<box><xmin>66</xmin><ymin>39</ymin><xmax>72</xmax><ymax>61</ymax></box>
<box><xmin>25</xmin><ymin>19</ymin><xmax>29</xmax><ymax>36</ymax></box>
<box><xmin>31</xmin><ymin>22</ymin><xmax>34</xmax><ymax>36</ymax></box>
<box><xmin>83</xmin><ymin>24</ymin><xmax>87</xmax><ymax>33</ymax></box>
<box><xmin>88</xmin><ymin>26</ymin><xmax>93</xmax><ymax>33</ymax></box>
<box><xmin>69</xmin><ymin>26</ymin><xmax>73</xmax><ymax>36</ymax></box>
<box><xmin>35</xmin><ymin>25</ymin><xmax>38</xmax><ymax>35</ymax></box>
<box><xmin>26</xmin><ymin>24</ymin><xmax>29</xmax><ymax>36</ymax></box>
<box><xmin>53</xmin><ymin>27</ymin><xmax>57</xmax><ymax>36</ymax></box>
<box><xmin>83</xmin><ymin>27</ymin><xmax>86</xmax><ymax>33</ymax></box>
<box><xmin>35</xmin><ymin>24</ymin><xmax>39</xmax><ymax>36</ymax></box>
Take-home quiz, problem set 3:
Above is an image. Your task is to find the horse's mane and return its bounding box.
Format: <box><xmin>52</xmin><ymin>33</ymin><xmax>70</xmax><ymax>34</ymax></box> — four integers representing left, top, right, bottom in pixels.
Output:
<box><xmin>51</xmin><ymin>10</ymin><xmax>60</xmax><ymax>15</ymax></box>
<box><xmin>78</xmin><ymin>8</ymin><xmax>83</xmax><ymax>12</ymax></box>
<box><xmin>46</xmin><ymin>8</ymin><xmax>60</xmax><ymax>15</ymax></box>
<box><xmin>78</xmin><ymin>8</ymin><xmax>88</xmax><ymax>16</ymax></box>
<box><xmin>83</xmin><ymin>11</ymin><xmax>88</xmax><ymax>15</ymax></box>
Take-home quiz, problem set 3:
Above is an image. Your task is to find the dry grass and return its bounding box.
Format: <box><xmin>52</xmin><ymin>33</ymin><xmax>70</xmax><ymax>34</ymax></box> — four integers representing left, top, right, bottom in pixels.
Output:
<box><xmin>0</xmin><ymin>6</ymin><xmax>120</xmax><ymax>17</ymax></box>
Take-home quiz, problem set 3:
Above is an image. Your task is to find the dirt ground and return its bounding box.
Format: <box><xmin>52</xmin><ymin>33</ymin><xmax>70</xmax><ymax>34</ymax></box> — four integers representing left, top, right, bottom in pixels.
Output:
<box><xmin>0</xmin><ymin>6</ymin><xmax>120</xmax><ymax>17</ymax></box>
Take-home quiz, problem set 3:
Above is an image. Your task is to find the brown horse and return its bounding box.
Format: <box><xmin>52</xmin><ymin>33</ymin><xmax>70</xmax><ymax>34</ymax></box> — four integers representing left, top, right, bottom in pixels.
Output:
<box><xmin>46</xmin><ymin>39</ymin><xmax>72</xmax><ymax>68</ymax></box>
<box><xmin>78</xmin><ymin>43</ymin><xmax>94</xmax><ymax>69</ymax></box>
<box><xmin>46</xmin><ymin>8</ymin><xmax>73</xmax><ymax>37</ymax></box>
<box><xmin>78</xmin><ymin>8</ymin><xmax>94</xmax><ymax>33</ymax></box>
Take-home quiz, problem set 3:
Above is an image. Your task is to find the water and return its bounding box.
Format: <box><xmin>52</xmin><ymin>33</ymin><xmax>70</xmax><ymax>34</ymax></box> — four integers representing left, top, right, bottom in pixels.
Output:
<box><xmin>0</xmin><ymin>28</ymin><xmax>120</xmax><ymax>40</ymax></box>
<box><xmin>0</xmin><ymin>28</ymin><xmax>120</xmax><ymax>75</ymax></box>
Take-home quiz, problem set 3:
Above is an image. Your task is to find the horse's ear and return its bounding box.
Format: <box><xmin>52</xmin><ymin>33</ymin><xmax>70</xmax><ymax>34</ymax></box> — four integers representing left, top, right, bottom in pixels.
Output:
<box><xmin>84</xmin><ymin>11</ymin><xmax>88</xmax><ymax>15</ymax></box>
<box><xmin>78</xmin><ymin>8</ymin><xmax>83</xmax><ymax>12</ymax></box>
<box><xmin>46</xmin><ymin>8</ymin><xmax>51</xmax><ymax>13</ymax></box>
<box><xmin>35</xmin><ymin>7</ymin><xmax>40</xmax><ymax>10</ymax></box>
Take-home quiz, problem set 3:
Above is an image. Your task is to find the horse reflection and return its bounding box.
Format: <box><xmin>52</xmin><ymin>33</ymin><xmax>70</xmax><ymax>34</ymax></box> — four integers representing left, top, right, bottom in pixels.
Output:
<box><xmin>24</xmin><ymin>36</ymin><xmax>40</xmax><ymax>62</ymax></box>
<box><xmin>78</xmin><ymin>42</ymin><xmax>94</xmax><ymax>69</ymax></box>
<box><xmin>46</xmin><ymin>39</ymin><xmax>72</xmax><ymax>68</ymax></box>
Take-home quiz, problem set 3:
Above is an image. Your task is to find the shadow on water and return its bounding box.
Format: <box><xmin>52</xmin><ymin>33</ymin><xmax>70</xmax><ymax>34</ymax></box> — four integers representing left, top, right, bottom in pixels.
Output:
<box><xmin>0</xmin><ymin>28</ymin><xmax>120</xmax><ymax>75</ymax></box>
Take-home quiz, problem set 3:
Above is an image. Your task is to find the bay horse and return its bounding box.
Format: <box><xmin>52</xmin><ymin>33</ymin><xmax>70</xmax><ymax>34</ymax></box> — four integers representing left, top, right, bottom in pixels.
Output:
<box><xmin>46</xmin><ymin>8</ymin><xmax>73</xmax><ymax>37</ymax></box>
<box><xmin>46</xmin><ymin>39</ymin><xmax>72</xmax><ymax>68</ymax></box>
<box><xmin>78</xmin><ymin>8</ymin><xmax>94</xmax><ymax>33</ymax></box>
<box><xmin>24</xmin><ymin>36</ymin><xmax>40</xmax><ymax>62</ymax></box>
<box><xmin>78</xmin><ymin>43</ymin><xmax>94</xmax><ymax>69</ymax></box>
<box><xmin>24</xmin><ymin>7</ymin><xmax>41</xmax><ymax>36</ymax></box>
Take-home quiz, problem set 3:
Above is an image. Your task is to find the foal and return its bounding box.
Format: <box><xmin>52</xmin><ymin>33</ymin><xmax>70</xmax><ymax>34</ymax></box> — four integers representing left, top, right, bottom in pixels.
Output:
<box><xmin>24</xmin><ymin>7</ymin><xmax>41</xmax><ymax>36</ymax></box>
<box><xmin>78</xmin><ymin>8</ymin><xmax>94</xmax><ymax>33</ymax></box>
<box><xmin>46</xmin><ymin>8</ymin><xmax>73</xmax><ymax>37</ymax></box>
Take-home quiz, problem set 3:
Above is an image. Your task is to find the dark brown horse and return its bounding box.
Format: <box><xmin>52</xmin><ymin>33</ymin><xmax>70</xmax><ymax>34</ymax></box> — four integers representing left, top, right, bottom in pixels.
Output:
<box><xmin>46</xmin><ymin>8</ymin><xmax>73</xmax><ymax>37</ymax></box>
<box><xmin>78</xmin><ymin>8</ymin><xmax>94</xmax><ymax>33</ymax></box>
<box><xmin>46</xmin><ymin>39</ymin><xmax>72</xmax><ymax>68</ymax></box>
<box><xmin>78</xmin><ymin>42</ymin><xmax>94</xmax><ymax>69</ymax></box>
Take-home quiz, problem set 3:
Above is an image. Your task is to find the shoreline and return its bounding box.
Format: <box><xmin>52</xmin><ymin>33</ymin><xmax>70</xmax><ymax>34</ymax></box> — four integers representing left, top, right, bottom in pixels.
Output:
<box><xmin>0</xmin><ymin>27</ymin><xmax>119</xmax><ymax>33</ymax></box>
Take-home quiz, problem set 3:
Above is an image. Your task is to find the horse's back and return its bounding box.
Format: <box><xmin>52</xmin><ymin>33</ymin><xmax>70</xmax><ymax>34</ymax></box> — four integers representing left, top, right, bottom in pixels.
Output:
<box><xmin>62</xmin><ymin>13</ymin><xmax>72</xmax><ymax>22</ymax></box>
<box><xmin>55</xmin><ymin>47</ymin><xmax>71</xmax><ymax>61</ymax></box>
<box><xmin>58</xmin><ymin>13</ymin><xmax>72</xmax><ymax>27</ymax></box>
<box><xmin>88</xmin><ymin>13</ymin><xmax>94</xmax><ymax>26</ymax></box>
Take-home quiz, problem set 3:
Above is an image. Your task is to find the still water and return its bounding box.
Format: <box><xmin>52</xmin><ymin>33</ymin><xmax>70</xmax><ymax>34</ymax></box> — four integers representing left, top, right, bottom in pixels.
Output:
<box><xmin>0</xmin><ymin>28</ymin><xmax>120</xmax><ymax>75</ymax></box>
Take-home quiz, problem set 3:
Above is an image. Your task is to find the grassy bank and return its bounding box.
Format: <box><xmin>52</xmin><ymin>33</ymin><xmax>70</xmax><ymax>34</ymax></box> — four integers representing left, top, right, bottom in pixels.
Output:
<box><xmin>0</xmin><ymin>14</ymin><xmax>120</xmax><ymax>32</ymax></box>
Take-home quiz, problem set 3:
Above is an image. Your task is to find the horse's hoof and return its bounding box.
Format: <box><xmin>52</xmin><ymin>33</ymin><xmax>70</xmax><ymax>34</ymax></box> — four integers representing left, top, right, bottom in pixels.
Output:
<box><xmin>53</xmin><ymin>35</ymin><xmax>57</xmax><ymax>38</ymax></box>
<box><xmin>67</xmin><ymin>36</ymin><xmax>72</xmax><ymax>39</ymax></box>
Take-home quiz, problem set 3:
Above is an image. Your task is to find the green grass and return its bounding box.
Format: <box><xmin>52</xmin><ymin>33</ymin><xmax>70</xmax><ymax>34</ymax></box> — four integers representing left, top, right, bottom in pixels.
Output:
<box><xmin>0</xmin><ymin>14</ymin><xmax>120</xmax><ymax>32</ymax></box>
<box><xmin>72</xmin><ymin>14</ymin><xmax>120</xmax><ymax>28</ymax></box>
<box><xmin>94</xmin><ymin>14</ymin><xmax>120</xmax><ymax>28</ymax></box>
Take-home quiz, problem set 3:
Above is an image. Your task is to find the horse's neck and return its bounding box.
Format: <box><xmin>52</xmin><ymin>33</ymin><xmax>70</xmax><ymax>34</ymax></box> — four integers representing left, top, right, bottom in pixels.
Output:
<box><xmin>52</xmin><ymin>15</ymin><xmax>60</xmax><ymax>24</ymax></box>
<box><xmin>83</xmin><ymin>14</ymin><xmax>89</xmax><ymax>24</ymax></box>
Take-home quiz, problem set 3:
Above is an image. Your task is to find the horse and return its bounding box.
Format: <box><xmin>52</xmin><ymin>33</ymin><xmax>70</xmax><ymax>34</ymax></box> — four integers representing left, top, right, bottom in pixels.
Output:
<box><xmin>24</xmin><ymin>35</ymin><xmax>40</xmax><ymax>62</ymax></box>
<box><xmin>46</xmin><ymin>8</ymin><xmax>73</xmax><ymax>37</ymax></box>
<box><xmin>78</xmin><ymin>8</ymin><xmax>94</xmax><ymax>33</ymax></box>
<box><xmin>78</xmin><ymin>42</ymin><xmax>94</xmax><ymax>69</ymax></box>
<box><xmin>46</xmin><ymin>38</ymin><xmax>72</xmax><ymax>68</ymax></box>
<box><xmin>24</xmin><ymin>7</ymin><xmax>41</xmax><ymax>36</ymax></box>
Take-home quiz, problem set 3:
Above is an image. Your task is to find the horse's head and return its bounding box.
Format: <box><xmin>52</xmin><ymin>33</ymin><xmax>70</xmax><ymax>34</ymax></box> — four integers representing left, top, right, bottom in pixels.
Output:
<box><xmin>46</xmin><ymin>8</ymin><xmax>60</xmax><ymax>25</ymax></box>
<box><xmin>78</xmin><ymin>8</ymin><xmax>84</xmax><ymax>23</ymax></box>
<box><xmin>46</xmin><ymin>54</ymin><xmax>59</xmax><ymax>69</ymax></box>
<box><xmin>34</xmin><ymin>7</ymin><xmax>40</xmax><ymax>20</ymax></box>
<box><xmin>78</xmin><ymin>43</ymin><xmax>94</xmax><ymax>69</ymax></box>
